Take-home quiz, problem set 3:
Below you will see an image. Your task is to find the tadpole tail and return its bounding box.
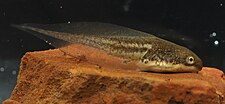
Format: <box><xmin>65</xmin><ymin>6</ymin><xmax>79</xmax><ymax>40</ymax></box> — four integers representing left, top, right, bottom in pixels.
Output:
<box><xmin>10</xmin><ymin>23</ymin><xmax>71</xmax><ymax>48</ymax></box>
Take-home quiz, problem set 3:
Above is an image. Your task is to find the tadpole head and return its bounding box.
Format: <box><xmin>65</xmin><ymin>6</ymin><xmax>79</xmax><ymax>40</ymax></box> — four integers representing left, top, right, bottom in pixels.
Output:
<box><xmin>137</xmin><ymin>43</ymin><xmax>203</xmax><ymax>72</ymax></box>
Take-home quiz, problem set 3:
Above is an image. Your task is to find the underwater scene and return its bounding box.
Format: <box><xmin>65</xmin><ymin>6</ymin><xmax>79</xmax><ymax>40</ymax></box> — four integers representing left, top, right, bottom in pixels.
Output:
<box><xmin>0</xmin><ymin>0</ymin><xmax>225</xmax><ymax>103</ymax></box>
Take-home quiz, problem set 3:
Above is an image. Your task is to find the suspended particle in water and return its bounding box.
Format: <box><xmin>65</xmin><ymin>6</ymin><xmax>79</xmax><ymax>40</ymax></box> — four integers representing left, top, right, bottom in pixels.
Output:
<box><xmin>214</xmin><ymin>40</ymin><xmax>219</xmax><ymax>46</ymax></box>
<box><xmin>181</xmin><ymin>37</ymin><xmax>185</xmax><ymax>40</ymax></box>
<box><xmin>12</xmin><ymin>70</ymin><xmax>17</xmax><ymax>75</ymax></box>
<box><xmin>209</xmin><ymin>32</ymin><xmax>217</xmax><ymax>37</ymax></box>
<box><xmin>60</xmin><ymin>6</ymin><xmax>63</xmax><ymax>9</ymax></box>
<box><xmin>0</xmin><ymin>67</ymin><xmax>5</xmax><ymax>72</ymax></box>
<box><xmin>67</xmin><ymin>21</ymin><xmax>71</xmax><ymax>24</ymax></box>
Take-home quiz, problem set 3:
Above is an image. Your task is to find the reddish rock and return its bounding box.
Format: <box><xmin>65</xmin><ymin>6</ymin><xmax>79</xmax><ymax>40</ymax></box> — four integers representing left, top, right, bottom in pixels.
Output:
<box><xmin>3</xmin><ymin>47</ymin><xmax>225</xmax><ymax>104</ymax></box>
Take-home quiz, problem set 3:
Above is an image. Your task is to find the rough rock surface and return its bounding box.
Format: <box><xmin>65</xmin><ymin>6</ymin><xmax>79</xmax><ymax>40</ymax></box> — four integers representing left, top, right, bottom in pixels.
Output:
<box><xmin>3</xmin><ymin>48</ymin><xmax>225</xmax><ymax>104</ymax></box>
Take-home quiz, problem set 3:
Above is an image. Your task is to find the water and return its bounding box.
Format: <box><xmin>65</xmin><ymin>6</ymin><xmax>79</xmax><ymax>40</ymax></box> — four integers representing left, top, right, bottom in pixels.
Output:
<box><xmin>0</xmin><ymin>0</ymin><xmax>225</xmax><ymax>103</ymax></box>
<box><xmin>0</xmin><ymin>59</ymin><xmax>20</xmax><ymax>103</ymax></box>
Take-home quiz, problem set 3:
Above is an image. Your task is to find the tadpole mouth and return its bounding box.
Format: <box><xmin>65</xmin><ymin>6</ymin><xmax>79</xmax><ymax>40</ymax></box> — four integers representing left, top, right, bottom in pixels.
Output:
<box><xmin>195</xmin><ymin>62</ymin><xmax>203</xmax><ymax>71</ymax></box>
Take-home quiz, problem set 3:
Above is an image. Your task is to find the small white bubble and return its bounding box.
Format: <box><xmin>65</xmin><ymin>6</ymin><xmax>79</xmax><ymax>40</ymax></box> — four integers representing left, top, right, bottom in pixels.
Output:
<box><xmin>214</xmin><ymin>40</ymin><xmax>219</xmax><ymax>46</ymax></box>
<box><xmin>0</xmin><ymin>67</ymin><xmax>5</xmax><ymax>72</ymax></box>
<box><xmin>12</xmin><ymin>70</ymin><xmax>17</xmax><ymax>75</ymax></box>
<box><xmin>48</xmin><ymin>42</ymin><xmax>52</xmax><ymax>45</ymax></box>
<box><xmin>209</xmin><ymin>32</ymin><xmax>217</xmax><ymax>37</ymax></box>
<box><xmin>45</xmin><ymin>40</ymin><xmax>48</xmax><ymax>43</ymax></box>
<box><xmin>212</xmin><ymin>32</ymin><xmax>216</xmax><ymax>36</ymax></box>
<box><xmin>220</xmin><ymin>3</ymin><xmax>223</xmax><ymax>6</ymax></box>
<box><xmin>60</xmin><ymin>6</ymin><xmax>63</xmax><ymax>9</ymax></box>
<box><xmin>67</xmin><ymin>21</ymin><xmax>71</xmax><ymax>24</ymax></box>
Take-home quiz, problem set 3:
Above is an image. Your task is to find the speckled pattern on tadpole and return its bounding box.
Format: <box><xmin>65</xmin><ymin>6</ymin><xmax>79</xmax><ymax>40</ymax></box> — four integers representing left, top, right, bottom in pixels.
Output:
<box><xmin>11</xmin><ymin>22</ymin><xmax>203</xmax><ymax>73</ymax></box>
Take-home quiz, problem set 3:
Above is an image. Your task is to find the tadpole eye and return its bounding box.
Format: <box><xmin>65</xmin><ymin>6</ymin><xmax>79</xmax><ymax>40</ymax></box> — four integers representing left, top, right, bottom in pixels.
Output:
<box><xmin>186</xmin><ymin>56</ymin><xmax>195</xmax><ymax>64</ymax></box>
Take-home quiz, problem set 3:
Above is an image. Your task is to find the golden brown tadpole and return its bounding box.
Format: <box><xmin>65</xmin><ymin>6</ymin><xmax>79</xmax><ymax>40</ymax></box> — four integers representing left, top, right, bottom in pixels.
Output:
<box><xmin>11</xmin><ymin>22</ymin><xmax>203</xmax><ymax>72</ymax></box>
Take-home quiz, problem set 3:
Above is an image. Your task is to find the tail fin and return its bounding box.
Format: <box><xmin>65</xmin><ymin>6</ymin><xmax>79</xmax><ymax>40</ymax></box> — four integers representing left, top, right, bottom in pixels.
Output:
<box><xmin>10</xmin><ymin>23</ymin><xmax>71</xmax><ymax>48</ymax></box>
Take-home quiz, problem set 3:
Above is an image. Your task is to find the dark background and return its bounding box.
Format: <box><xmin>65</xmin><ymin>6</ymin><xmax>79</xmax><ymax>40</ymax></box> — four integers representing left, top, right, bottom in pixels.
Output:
<box><xmin>0</xmin><ymin>0</ymin><xmax>225</xmax><ymax>102</ymax></box>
